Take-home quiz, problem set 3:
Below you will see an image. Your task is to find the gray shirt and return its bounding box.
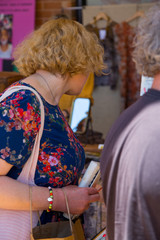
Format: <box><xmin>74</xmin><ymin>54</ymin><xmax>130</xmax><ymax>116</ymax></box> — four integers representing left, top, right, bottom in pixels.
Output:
<box><xmin>101</xmin><ymin>89</ymin><xmax>160</xmax><ymax>240</ymax></box>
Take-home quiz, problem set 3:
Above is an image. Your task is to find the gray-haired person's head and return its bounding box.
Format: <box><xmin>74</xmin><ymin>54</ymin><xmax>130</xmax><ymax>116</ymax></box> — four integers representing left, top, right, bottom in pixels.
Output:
<box><xmin>133</xmin><ymin>4</ymin><xmax>160</xmax><ymax>77</ymax></box>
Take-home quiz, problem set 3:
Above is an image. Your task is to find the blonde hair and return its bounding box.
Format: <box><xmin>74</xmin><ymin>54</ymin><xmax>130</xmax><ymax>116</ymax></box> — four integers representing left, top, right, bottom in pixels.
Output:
<box><xmin>133</xmin><ymin>4</ymin><xmax>160</xmax><ymax>77</ymax></box>
<box><xmin>13</xmin><ymin>18</ymin><xmax>105</xmax><ymax>77</ymax></box>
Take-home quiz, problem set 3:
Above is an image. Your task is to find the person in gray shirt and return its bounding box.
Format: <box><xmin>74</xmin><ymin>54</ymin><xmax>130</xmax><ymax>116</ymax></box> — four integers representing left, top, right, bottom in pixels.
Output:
<box><xmin>100</xmin><ymin>4</ymin><xmax>160</xmax><ymax>240</ymax></box>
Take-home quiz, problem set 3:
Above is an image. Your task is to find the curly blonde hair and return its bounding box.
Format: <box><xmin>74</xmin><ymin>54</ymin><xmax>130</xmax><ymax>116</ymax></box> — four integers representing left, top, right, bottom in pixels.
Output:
<box><xmin>13</xmin><ymin>18</ymin><xmax>105</xmax><ymax>77</ymax></box>
<box><xmin>133</xmin><ymin>4</ymin><xmax>160</xmax><ymax>77</ymax></box>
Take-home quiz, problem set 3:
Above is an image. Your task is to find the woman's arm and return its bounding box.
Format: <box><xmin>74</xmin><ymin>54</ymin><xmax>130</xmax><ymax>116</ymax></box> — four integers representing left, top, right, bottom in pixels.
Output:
<box><xmin>0</xmin><ymin>158</ymin><xmax>100</xmax><ymax>215</ymax></box>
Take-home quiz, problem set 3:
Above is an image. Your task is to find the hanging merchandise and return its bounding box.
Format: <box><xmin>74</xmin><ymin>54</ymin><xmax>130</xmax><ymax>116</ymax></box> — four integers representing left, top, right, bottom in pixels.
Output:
<box><xmin>85</xmin><ymin>12</ymin><xmax>119</xmax><ymax>89</ymax></box>
<box><xmin>111</xmin><ymin>10</ymin><xmax>145</xmax><ymax>108</ymax></box>
<box><xmin>113</xmin><ymin>22</ymin><xmax>141</xmax><ymax>108</ymax></box>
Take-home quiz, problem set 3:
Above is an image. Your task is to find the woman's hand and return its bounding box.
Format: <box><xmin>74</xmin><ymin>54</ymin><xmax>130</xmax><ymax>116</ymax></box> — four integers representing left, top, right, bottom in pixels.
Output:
<box><xmin>53</xmin><ymin>185</ymin><xmax>100</xmax><ymax>215</ymax></box>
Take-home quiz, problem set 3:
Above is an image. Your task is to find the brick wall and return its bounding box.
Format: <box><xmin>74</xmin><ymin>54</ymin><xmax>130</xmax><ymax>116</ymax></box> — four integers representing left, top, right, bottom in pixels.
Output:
<box><xmin>35</xmin><ymin>0</ymin><xmax>76</xmax><ymax>28</ymax></box>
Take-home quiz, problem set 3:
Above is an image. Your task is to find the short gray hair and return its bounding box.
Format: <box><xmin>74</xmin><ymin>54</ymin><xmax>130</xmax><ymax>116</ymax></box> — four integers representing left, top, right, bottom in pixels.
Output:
<box><xmin>133</xmin><ymin>4</ymin><xmax>160</xmax><ymax>77</ymax></box>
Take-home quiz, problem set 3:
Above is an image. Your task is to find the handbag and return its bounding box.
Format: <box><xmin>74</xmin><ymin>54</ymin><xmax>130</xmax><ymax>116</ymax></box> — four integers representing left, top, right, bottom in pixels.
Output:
<box><xmin>30</xmin><ymin>188</ymin><xmax>85</xmax><ymax>240</ymax></box>
<box><xmin>0</xmin><ymin>85</ymin><xmax>45</xmax><ymax>240</ymax></box>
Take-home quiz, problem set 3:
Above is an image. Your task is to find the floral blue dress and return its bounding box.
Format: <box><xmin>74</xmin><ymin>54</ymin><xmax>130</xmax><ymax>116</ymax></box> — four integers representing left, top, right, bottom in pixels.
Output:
<box><xmin>0</xmin><ymin>81</ymin><xmax>85</xmax><ymax>222</ymax></box>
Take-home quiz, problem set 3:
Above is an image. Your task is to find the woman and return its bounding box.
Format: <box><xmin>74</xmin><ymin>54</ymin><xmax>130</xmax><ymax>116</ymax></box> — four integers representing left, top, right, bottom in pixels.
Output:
<box><xmin>0</xmin><ymin>28</ymin><xmax>12</xmax><ymax>59</ymax></box>
<box><xmin>100</xmin><ymin>4</ymin><xmax>160</xmax><ymax>240</ymax></box>
<box><xmin>0</xmin><ymin>18</ymin><xmax>105</xmax><ymax>239</ymax></box>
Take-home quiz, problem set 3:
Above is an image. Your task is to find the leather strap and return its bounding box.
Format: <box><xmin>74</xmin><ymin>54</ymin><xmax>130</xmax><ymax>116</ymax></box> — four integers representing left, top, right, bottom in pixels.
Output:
<box><xmin>61</xmin><ymin>188</ymin><xmax>73</xmax><ymax>234</ymax></box>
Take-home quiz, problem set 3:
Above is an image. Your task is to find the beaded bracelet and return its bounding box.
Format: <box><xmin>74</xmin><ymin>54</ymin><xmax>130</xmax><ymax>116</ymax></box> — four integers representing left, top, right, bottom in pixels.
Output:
<box><xmin>47</xmin><ymin>186</ymin><xmax>53</xmax><ymax>212</ymax></box>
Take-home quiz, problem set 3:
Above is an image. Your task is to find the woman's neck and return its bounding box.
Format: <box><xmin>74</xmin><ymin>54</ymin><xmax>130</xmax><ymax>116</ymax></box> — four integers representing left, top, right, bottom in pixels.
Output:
<box><xmin>0</xmin><ymin>44</ymin><xmax>9</xmax><ymax>52</ymax></box>
<box><xmin>23</xmin><ymin>70</ymin><xmax>69</xmax><ymax>106</ymax></box>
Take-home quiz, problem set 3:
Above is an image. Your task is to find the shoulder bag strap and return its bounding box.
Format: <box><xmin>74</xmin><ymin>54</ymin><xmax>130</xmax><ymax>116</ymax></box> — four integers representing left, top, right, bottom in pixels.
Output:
<box><xmin>0</xmin><ymin>85</ymin><xmax>45</xmax><ymax>185</ymax></box>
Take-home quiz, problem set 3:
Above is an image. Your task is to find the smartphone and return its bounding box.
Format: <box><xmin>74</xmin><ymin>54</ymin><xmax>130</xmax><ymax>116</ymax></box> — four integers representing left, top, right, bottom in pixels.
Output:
<box><xmin>63</xmin><ymin>161</ymin><xmax>100</xmax><ymax>220</ymax></box>
<box><xmin>79</xmin><ymin>161</ymin><xmax>100</xmax><ymax>188</ymax></box>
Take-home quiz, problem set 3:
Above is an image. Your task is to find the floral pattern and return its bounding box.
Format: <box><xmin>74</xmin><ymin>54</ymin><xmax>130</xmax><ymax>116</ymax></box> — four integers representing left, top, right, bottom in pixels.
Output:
<box><xmin>0</xmin><ymin>81</ymin><xmax>85</xmax><ymax>188</ymax></box>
